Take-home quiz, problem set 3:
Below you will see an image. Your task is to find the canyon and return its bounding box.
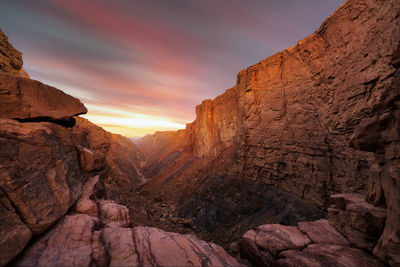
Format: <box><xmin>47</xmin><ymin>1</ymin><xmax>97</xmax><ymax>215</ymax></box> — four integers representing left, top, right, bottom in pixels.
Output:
<box><xmin>0</xmin><ymin>0</ymin><xmax>399</xmax><ymax>266</ymax></box>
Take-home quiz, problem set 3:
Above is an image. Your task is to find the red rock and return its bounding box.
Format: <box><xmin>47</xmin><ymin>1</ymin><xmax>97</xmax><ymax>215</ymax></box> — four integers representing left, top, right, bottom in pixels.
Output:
<box><xmin>74</xmin><ymin>175</ymin><xmax>99</xmax><ymax>216</ymax></box>
<box><xmin>16</xmin><ymin>214</ymin><xmax>106</xmax><ymax>267</ymax></box>
<box><xmin>239</xmin><ymin>229</ymin><xmax>273</xmax><ymax>267</ymax></box>
<box><xmin>329</xmin><ymin>193</ymin><xmax>387</xmax><ymax>251</ymax></box>
<box><xmin>77</xmin><ymin>147</ymin><xmax>95</xmax><ymax>173</ymax></box>
<box><xmin>298</xmin><ymin>219</ymin><xmax>350</xmax><ymax>247</ymax></box>
<box><xmin>0</xmin><ymin>29</ymin><xmax>28</xmax><ymax>77</ymax></box>
<box><xmin>253</xmin><ymin>224</ymin><xmax>311</xmax><ymax>256</ymax></box>
<box><xmin>0</xmin><ymin>119</ymin><xmax>85</xmax><ymax>235</ymax></box>
<box><xmin>99</xmin><ymin>200</ymin><xmax>130</xmax><ymax>228</ymax></box>
<box><xmin>277</xmin><ymin>244</ymin><xmax>384</xmax><ymax>267</ymax></box>
<box><xmin>0</xmin><ymin>189</ymin><xmax>32</xmax><ymax>266</ymax></box>
<box><xmin>0</xmin><ymin>73</ymin><xmax>87</xmax><ymax>121</ymax></box>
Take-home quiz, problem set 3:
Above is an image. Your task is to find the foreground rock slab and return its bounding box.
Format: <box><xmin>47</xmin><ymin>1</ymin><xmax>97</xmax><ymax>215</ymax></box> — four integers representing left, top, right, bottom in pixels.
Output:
<box><xmin>17</xmin><ymin>175</ymin><xmax>243</xmax><ymax>267</ymax></box>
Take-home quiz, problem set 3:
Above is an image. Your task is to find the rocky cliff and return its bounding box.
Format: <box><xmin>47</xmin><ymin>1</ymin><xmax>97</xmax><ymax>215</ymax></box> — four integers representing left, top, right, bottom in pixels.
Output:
<box><xmin>139</xmin><ymin>0</ymin><xmax>400</xmax><ymax>265</ymax></box>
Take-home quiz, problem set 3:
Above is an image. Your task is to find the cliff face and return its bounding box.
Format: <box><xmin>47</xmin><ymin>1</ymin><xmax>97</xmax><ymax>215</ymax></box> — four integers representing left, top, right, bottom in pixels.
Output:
<box><xmin>139</xmin><ymin>0</ymin><xmax>400</xmax><ymax>265</ymax></box>
<box><xmin>180</xmin><ymin>0</ymin><xmax>399</xmax><ymax>206</ymax></box>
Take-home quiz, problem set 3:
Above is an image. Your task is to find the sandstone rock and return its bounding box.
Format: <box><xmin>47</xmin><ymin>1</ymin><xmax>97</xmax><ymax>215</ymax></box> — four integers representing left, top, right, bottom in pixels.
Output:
<box><xmin>0</xmin><ymin>189</ymin><xmax>32</xmax><ymax>266</ymax></box>
<box><xmin>277</xmin><ymin>244</ymin><xmax>384</xmax><ymax>267</ymax></box>
<box><xmin>0</xmin><ymin>29</ymin><xmax>28</xmax><ymax>77</ymax></box>
<box><xmin>0</xmin><ymin>73</ymin><xmax>87</xmax><ymax>121</ymax></box>
<box><xmin>17</xmin><ymin>214</ymin><xmax>107</xmax><ymax>267</ymax></box>
<box><xmin>254</xmin><ymin>224</ymin><xmax>311</xmax><ymax>256</ymax></box>
<box><xmin>99</xmin><ymin>200</ymin><xmax>130</xmax><ymax>227</ymax></box>
<box><xmin>131</xmin><ymin>226</ymin><xmax>244</xmax><ymax>267</ymax></box>
<box><xmin>17</xmin><ymin>212</ymin><xmax>243</xmax><ymax>267</ymax></box>
<box><xmin>298</xmin><ymin>219</ymin><xmax>350</xmax><ymax>247</ymax></box>
<box><xmin>329</xmin><ymin>193</ymin><xmax>386</xmax><ymax>251</ymax></box>
<box><xmin>0</xmin><ymin>119</ymin><xmax>84</xmax><ymax>235</ymax></box>
<box><xmin>74</xmin><ymin>175</ymin><xmax>99</xmax><ymax>216</ymax></box>
<box><xmin>239</xmin><ymin>229</ymin><xmax>273</xmax><ymax>267</ymax></box>
<box><xmin>77</xmin><ymin>147</ymin><xmax>95</xmax><ymax>173</ymax></box>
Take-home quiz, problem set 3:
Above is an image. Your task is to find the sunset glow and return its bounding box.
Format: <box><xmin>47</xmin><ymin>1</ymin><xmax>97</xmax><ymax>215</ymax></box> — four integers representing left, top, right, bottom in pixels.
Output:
<box><xmin>0</xmin><ymin>0</ymin><xmax>343</xmax><ymax>137</ymax></box>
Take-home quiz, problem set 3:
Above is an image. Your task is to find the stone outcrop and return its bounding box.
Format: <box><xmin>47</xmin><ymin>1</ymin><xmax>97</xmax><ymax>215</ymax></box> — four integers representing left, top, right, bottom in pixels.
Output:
<box><xmin>17</xmin><ymin>175</ymin><xmax>243</xmax><ymax>267</ymax></box>
<box><xmin>0</xmin><ymin>72</ymin><xmax>87</xmax><ymax>123</ymax></box>
<box><xmin>240</xmin><ymin>217</ymin><xmax>384</xmax><ymax>267</ymax></box>
<box><xmin>0</xmin><ymin>29</ymin><xmax>28</xmax><ymax>78</ymax></box>
<box><xmin>328</xmin><ymin>193</ymin><xmax>387</xmax><ymax>250</ymax></box>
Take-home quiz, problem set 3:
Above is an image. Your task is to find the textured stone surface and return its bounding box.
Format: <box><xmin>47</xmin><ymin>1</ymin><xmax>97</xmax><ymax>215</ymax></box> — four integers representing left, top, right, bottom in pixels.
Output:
<box><xmin>0</xmin><ymin>29</ymin><xmax>28</xmax><ymax>77</ymax></box>
<box><xmin>254</xmin><ymin>224</ymin><xmax>311</xmax><ymax>256</ymax></box>
<box><xmin>278</xmin><ymin>244</ymin><xmax>384</xmax><ymax>267</ymax></box>
<box><xmin>0</xmin><ymin>119</ymin><xmax>84</xmax><ymax>235</ymax></box>
<box><xmin>17</xmin><ymin>214</ymin><xmax>107</xmax><ymax>267</ymax></box>
<box><xmin>298</xmin><ymin>219</ymin><xmax>350</xmax><ymax>247</ymax></box>
<box><xmin>241</xmin><ymin>218</ymin><xmax>384</xmax><ymax>267</ymax></box>
<box><xmin>328</xmin><ymin>193</ymin><xmax>387</xmax><ymax>251</ymax></box>
<box><xmin>77</xmin><ymin>147</ymin><xmax>95</xmax><ymax>173</ymax></box>
<box><xmin>0</xmin><ymin>189</ymin><xmax>32</xmax><ymax>266</ymax></box>
<box><xmin>18</xmin><ymin>176</ymin><xmax>243</xmax><ymax>267</ymax></box>
<box><xmin>0</xmin><ymin>72</ymin><xmax>87</xmax><ymax>121</ymax></box>
<box><xmin>140</xmin><ymin>0</ymin><xmax>400</xmax><ymax>210</ymax></box>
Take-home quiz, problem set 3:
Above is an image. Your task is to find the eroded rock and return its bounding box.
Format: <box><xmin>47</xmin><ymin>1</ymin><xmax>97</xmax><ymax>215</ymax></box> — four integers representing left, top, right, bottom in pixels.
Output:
<box><xmin>278</xmin><ymin>244</ymin><xmax>384</xmax><ymax>267</ymax></box>
<box><xmin>0</xmin><ymin>73</ymin><xmax>87</xmax><ymax>121</ymax></box>
<box><xmin>298</xmin><ymin>219</ymin><xmax>350</xmax><ymax>247</ymax></box>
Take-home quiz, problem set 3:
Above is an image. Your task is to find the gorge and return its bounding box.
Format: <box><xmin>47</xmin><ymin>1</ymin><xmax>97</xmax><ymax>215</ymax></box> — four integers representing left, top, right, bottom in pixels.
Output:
<box><xmin>1</xmin><ymin>0</ymin><xmax>399</xmax><ymax>266</ymax></box>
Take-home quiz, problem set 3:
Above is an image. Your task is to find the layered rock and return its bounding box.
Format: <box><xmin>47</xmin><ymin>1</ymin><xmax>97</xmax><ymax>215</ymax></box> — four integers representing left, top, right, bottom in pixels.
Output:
<box><xmin>0</xmin><ymin>72</ymin><xmax>87</xmax><ymax>123</ymax></box>
<box><xmin>240</xmin><ymin>218</ymin><xmax>383</xmax><ymax>267</ymax></box>
<box><xmin>0</xmin><ymin>29</ymin><xmax>28</xmax><ymax>78</ymax></box>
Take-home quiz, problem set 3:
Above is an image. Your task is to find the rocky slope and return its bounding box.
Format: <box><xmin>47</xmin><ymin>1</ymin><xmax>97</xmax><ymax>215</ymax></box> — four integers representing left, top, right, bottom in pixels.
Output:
<box><xmin>139</xmin><ymin>0</ymin><xmax>400</xmax><ymax>265</ymax></box>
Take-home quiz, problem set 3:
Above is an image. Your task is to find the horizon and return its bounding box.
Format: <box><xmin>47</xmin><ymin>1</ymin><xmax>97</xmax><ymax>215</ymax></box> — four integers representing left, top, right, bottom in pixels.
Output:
<box><xmin>0</xmin><ymin>0</ymin><xmax>343</xmax><ymax>137</ymax></box>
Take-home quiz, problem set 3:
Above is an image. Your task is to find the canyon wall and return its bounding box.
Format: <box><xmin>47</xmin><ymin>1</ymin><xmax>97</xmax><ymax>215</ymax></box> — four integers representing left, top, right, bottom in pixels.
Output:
<box><xmin>180</xmin><ymin>0</ymin><xmax>400</xmax><ymax>207</ymax></box>
<box><xmin>140</xmin><ymin>0</ymin><xmax>400</xmax><ymax>265</ymax></box>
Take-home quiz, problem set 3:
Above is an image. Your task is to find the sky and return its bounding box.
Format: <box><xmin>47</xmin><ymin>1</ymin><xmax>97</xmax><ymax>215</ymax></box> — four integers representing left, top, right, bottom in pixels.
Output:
<box><xmin>0</xmin><ymin>0</ymin><xmax>343</xmax><ymax>137</ymax></box>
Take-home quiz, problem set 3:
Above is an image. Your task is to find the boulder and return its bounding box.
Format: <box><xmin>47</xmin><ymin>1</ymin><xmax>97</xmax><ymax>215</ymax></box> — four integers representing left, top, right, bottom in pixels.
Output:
<box><xmin>298</xmin><ymin>219</ymin><xmax>350</xmax><ymax>247</ymax></box>
<box><xmin>277</xmin><ymin>244</ymin><xmax>384</xmax><ymax>267</ymax></box>
<box><xmin>239</xmin><ymin>229</ymin><xmax>273</xmax><ymax>267</ymax></box>
<box><xmin>254</xmin><ymin>224</ymin><xmax>311</xmax><ymax>256</ymax></box>
<box><xmin>0</xmin><ymin>72</ymin><xmax>87</xmax><ymax>121</ymax></box>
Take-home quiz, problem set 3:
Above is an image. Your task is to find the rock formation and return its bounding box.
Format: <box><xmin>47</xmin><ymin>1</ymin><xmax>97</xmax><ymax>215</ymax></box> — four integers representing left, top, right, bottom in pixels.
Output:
<box><xmin>16</xmin><ymin>176</ymin><xmax>243</xmax><ymax>267</ymax></box>
<box><xmin>138</xmin><ymin>0</ymin><xmax>400</xmax><ymax>266</ymax></box>
<box><xmin>239</xmin><ymin>195</ymin><xmax>387</xmax><ymax>266</ymax></box>
<box><xmin>0</xmin><ymin>29</ymin><xmax>28</xmax><ymax>78</ymax></box>
<box><xmin>0</xmin><ymin>72</ymin><xmax>87</xmax><ymax>124</ymax></box>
